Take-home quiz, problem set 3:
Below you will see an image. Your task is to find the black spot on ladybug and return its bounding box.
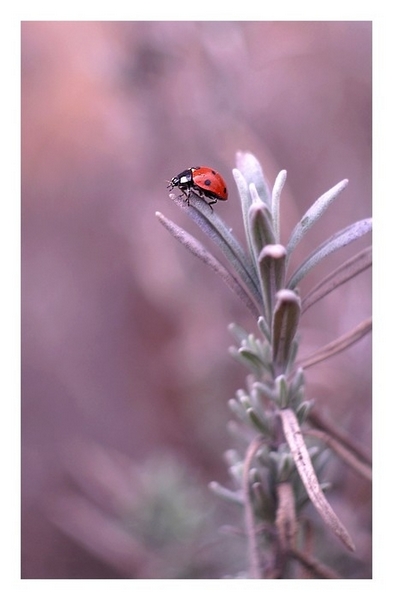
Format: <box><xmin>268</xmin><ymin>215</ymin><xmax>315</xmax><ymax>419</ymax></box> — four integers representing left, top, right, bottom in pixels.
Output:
<box><xmin>204</xmin><ymin>178</ymin><xmax>212</xmax><ymax>187</ymax></box>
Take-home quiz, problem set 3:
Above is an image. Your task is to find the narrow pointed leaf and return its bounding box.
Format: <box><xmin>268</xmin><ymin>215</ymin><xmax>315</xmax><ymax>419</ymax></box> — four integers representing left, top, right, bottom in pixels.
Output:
<box><xmin>209</xmin><ymin>481</ymin><xmax>244</xmax><ymax>505</ymax></box>
<box><xmin>232</xmin><ymin>167</ymin><xmax>256</xmax><ymax>265</ymax></box>
<box><xmin>252</xmin><ymin>380</ymin><xmax>278</xmax><ymax>403</ymax></box>
<box><xmin>308</xmin><ymin>409</ymin><xmax>372</xmax><ymax>466</ymax></box>
<box><xmin>238</xmin><ymin>348</ymin><xmax>265</xmax><ymax>371</ymax></box>
<box><xmin>251</xmin><ymin>481</ymin><xmax>275</xmax><ymax>521</ymax></box>
<box><xmin>233</xmin><ymin>151</ymin><xmax>271</xmax><ymax>286</ymax></box>
<box><xmin>288</xmin><ymin>218</ymin><xmax>372</xmax><ymax>290</ymax></box>
<box><xmin>296</xmin><ymin>400</ymin><xmax>314</xmax><ymax>424</ymax></box>
<box><xmin>156</xmin><ymin>211</ymin><xmax>261</xmax><ymax>318</ymax></box>
<box><xmin>236</xmin><ymin>150</ymin><xmax>271</xmax><ymax>206</ymax></box>
<box><xmin>248</xmin><ymin>198</ymin><xmax>276</xmax><ymax>260</ymax></box>
<box><xmin>228</xmin><ymin>397</ymin><xmax>248</xmax><ymax>422</ymax></box>
<box><xmin>299</xmin><ymin>317</ymin><xmax>372</xmax><ymax>370</ymax></box>
<box><xmin>247</xmin><ymin>407</ymin><xmax>271</xmax><ymax>435</ymax></box>
<box><xmin>248</xmin><ymin>198</ymin><xmax>277</xmax><ymax>308</ymax></box>
<box><xmin>172</xmin><ymin>195</ymin><xmax>262</xmax><ymax>306</ymax></box>
<box><xmin>301</xmin><ymin>246</ymin><xmax>372</xmax><ymax>314</ymax></box>
<box><xmin>276</xmin><ymin>374</ymin><xmax>289</xmax><ymax>408</ymax></box>
<box><xmin>290</xmin><ymin>367</ymin><xmax>305</xmax><ymax>397</ymax></box>
<box><xmin>257</xmin><ymin>316</ymin><xmax>271</xmax><ymax>342</ymax></box>
<box><xmin>271</xmin><ymin>170</ymin><xmax>287</xmax><ymax>242</ymax></box>
<box><xmin>279</xmin><ymin>408</ymin><xmax>355</xmax><ymax>551</ymax></box>
<box><xmin>286</xmin><ymin>179</ymin><xmax>349</xmax><ymax>259</ymax></box>
<box><xmin>258</xmin><ymin>244</ymin><xmax>287</xmax><ymax>323</ymax></box>
<box><xmin>243</xmin><ymin>436</ymin><xmax>264</xmax><ymax>578</ymax></box>
<box><xmin>228</xmin><ymin>322</ymin><xmax>250</xmax><ymax>345</ymax></box>
<box><xmin>272</xmin><ymin>290</ymin><xmax>301</xmax><ymax>370</ymax></box>
<box><xmin>304</xmin><ymin>429</ymin><xmax>372</xmax><ymax>481</ymax></box>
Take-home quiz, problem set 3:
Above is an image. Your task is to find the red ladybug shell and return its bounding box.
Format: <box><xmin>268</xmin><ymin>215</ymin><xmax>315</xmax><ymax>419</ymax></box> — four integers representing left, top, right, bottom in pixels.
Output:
<box><xmin>168</xmin><ymin>166</ymin><xmax>228</xmax><ymax>207</ymax></box>
<box><xmin>191</xmin><ymin>167</ymin><xmax>228</xmax><ymax>201</ymax></box>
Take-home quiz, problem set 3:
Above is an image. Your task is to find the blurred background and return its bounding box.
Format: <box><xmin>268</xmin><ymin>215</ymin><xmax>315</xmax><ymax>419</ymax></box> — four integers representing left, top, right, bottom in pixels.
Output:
<box><xmin>21</xmin><ymin>21</ymin><xmax>372</xmax><ymax>578</ymax></box>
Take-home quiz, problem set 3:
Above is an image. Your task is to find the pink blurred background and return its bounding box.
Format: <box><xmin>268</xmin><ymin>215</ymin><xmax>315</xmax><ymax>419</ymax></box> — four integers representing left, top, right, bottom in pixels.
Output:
<box><xmin>21</xmin><ymin>21</ymin><xmax>371</xmax><ymax>578</ymax></box>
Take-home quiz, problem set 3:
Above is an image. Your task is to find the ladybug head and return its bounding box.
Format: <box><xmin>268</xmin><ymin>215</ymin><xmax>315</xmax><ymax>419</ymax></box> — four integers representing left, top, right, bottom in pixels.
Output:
<box><xmin>167</xmin><ymin>176</ymin><xmax>180</xmax><ymax>190</ymax></box>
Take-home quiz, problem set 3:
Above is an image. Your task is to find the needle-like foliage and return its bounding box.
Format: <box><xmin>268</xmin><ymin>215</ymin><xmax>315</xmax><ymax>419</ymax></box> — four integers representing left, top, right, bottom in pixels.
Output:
<box><xmin>157</xmin><ymin>152</ymin><xmax>371</xmax><ymax>578</ymax></box>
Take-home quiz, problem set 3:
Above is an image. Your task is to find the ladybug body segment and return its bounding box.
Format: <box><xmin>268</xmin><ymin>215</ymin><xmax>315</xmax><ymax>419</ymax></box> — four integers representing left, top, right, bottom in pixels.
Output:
<box><xmin>168</xmin><ymin>166</ymin><xmax>228</xmax><ymax>207</ymax></box>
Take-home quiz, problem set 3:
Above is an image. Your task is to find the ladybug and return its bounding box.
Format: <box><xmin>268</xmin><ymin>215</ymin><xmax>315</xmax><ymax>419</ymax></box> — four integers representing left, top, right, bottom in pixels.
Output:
<box><xmin>168</xmin><ymin>166</ymin><xmax>228</xmax><ymax>207</ymax></box>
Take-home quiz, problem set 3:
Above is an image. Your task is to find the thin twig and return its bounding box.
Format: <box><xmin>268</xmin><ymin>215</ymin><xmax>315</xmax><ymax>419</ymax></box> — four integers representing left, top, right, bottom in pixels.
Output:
<box><xmin>304</xmin><ymin>428</ymin><xmax>372</xmax><ymax>481</ymax></box>
<box><xmin>275</xmin><ymin>482</ymin><xmax>297</xmax><ymax>551</ymax></box>
<box><xmin>296</xmin><ymin>519</ymin><xmax>313</xmax><ymax>579</ymax></box>
<box><xmin>308</xmin><ymin>409</ymin><xmax>371</xmax><ymax>466</ymax></box>
<box><xmin>289</xmin><ymin>547</ymin><xmax>340</xmax><ymax>579</ymax></box>
<box><xmin>301</xmin><ymin>246</ymin><xmax>372</xmax><ymax>315</ymax></box>
<box><xmin>298</xmin><ymin>317</ymin><xmax>372</xmax><ymax>371</ymax></box>
<box><xmin>273</xmin><ymin>482</ymin><xmax>298</xmax><ymax>577</ymax></box>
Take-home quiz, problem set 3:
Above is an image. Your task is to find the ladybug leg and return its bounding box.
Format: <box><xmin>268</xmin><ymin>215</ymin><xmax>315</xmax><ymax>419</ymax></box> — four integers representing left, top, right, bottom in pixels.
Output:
<box><xmin>183</xmin><ymin>187</ymin><xmax>192</xmax><ymax>205</ymax></box>
<box><xmin>175</xmin><ymin>186</ymin><xmax>191</xmax><ymax>204</ymax></box>
<box><xmin>190</xmin><ymin>190</ymin><xmax>215</xmax><ymax>212</ymax></box>
<box><xmin>200</xmin><ymin>195</ymin><xmax>215</xmax><ymax>211</ymax></box>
